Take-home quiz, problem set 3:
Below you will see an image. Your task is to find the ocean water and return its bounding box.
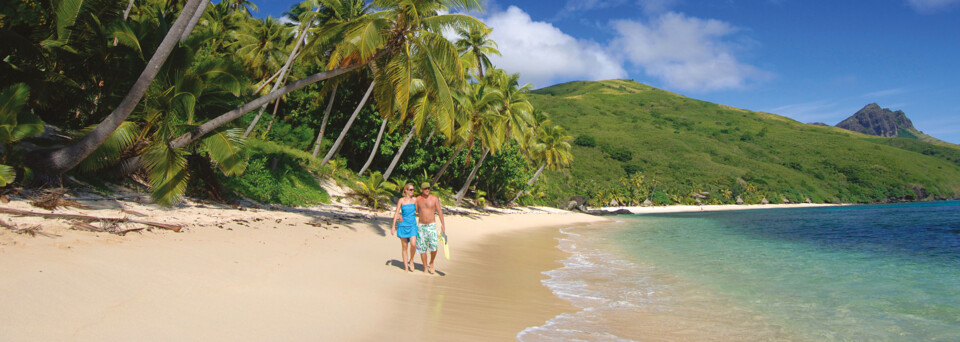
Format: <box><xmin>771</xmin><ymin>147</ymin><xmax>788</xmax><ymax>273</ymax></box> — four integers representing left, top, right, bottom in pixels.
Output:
<box><xmin>519</xmin><ymin>201</ymin><xmax>960</xmax><ymax>341</ymax></box>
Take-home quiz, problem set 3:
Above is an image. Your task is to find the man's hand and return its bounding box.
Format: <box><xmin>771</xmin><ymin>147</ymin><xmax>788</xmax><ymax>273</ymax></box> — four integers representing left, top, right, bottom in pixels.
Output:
<box><xmin>391</xmin><ymin>228</ymin><xmax>396</xmax><ymax>236</ymax></box>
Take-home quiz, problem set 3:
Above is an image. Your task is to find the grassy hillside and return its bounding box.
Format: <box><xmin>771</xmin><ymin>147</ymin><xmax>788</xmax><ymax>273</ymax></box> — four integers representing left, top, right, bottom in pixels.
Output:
<box><xmin>527</xmin><ymin>79</ymin><xmax>960</xmax><ymax>206</ymax></box>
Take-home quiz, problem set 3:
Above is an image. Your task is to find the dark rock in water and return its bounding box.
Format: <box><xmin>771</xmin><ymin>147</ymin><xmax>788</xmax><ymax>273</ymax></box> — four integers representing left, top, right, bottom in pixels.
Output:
<box><xmin>836</xmin><ymin>103</ymin><xmax>915</xmax><ymax>137</ymax></box>
<box><xmin>588</xmin><ymin>209</ymin><xmax>633</xmax><ymax>216</ymax></box>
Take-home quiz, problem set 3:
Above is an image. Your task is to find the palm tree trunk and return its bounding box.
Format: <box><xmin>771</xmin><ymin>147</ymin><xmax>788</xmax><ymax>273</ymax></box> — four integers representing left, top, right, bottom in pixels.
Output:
<box><xmin>242</xmin><ymin>19</ymin><xmax>311</xmax><ymax>138</ymax></box>
<box><xmin>255</xmin><ymin>67</ymin><xmax>284</xmax><ymax>95</ymax></box>
<box><xmin>476</xmin><ymin>54</ymin><xmax>484</xmax><ymax>79</ymax></box>
<box><xmin>510</xmin><ymin>163</ymin><xmax>545</xmax><ymax>203</ymax></box>
<box><xmin>321</xmin><ymin>80</ymin><xmax>375</xmax><ymax>166</ymax></box>
<box><xmin>432</xmin><ymin>143</ymin><xmax>464</xmax><ymax>185</ymax></box>
<box><xmin>455</xmin><ymin>148</ymin><xmax>490</xmax><ymax>206</ymax></box>
<box><xmin>382</xmin><ymin>125</ymin><xmax>416</xmax><ymax>180</ymax></box>
<box><xmin>26</xmin><ymin>0</ymin><xmax>203</xmax><ymax>179</ymax></box>
<box><xmin>358</xmin><ymin>118</ymin><xmax>388</xmax><ymax>176</ymax></box>
<box><xmin>169</xmin><ymin>61</ymin><xmax>366</xmax><ymax>150</ymax></box>
<box><xmin>312</xmin><ymin>84</ymin><xmax>338</xmax><ymax>157</ymax></box>
<box><xmin>123</xmin><ymin>0</ymin><xmax>136</xmax><ymax>20</ymax></box>
<box><xmin>424</xmin><ymin>127</ymin><xmax>435</xmax><ymax>144</ymax></box>
<box><xmin>180</xmin><ymin>0</ymin><xmax>209</xmax><ymax>43</ymax></box>
<box><xmin>261</xmin><ymin>98</ymin><xmax>281</xmax><ymax>139</ymax></box>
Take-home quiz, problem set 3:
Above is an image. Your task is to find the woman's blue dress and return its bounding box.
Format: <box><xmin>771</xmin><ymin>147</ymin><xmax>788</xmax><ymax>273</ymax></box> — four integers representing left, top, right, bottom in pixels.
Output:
<box><xmin>397</xmin><ymin>203</ymin><xmax>418</xmax><ymax>238</ymax></box>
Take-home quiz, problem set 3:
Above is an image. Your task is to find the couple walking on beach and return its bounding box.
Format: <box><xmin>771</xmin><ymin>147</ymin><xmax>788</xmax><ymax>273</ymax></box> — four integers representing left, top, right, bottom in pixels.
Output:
<box><xmin>391</xmin><ymin>182</ymin><xmax>447</xmax><ymax>274</ymax></box>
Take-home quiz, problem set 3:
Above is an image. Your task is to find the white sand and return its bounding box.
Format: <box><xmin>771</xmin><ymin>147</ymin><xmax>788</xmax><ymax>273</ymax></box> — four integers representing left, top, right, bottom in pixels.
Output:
<box><xmin>0</xmin><ymin>198</ymin><xmax>608</xmax><ymax>341</ymax></box>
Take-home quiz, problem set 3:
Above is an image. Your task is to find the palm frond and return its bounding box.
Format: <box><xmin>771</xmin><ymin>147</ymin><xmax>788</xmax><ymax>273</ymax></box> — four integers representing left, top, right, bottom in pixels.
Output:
<box><xmin>0</xmin><ymin>84</ymin><xmax>45</xmax><ymax>146</ymax></box>
<box><xmin>76</xmin><ymin>121</ymin><xmax>139</xmax><ymax>173</ymax></box>
<box><xmin>0</xmin><ymin>164</ymin><xmax>15</xmax><ymax>187</ymax></box>
<box><xmin>201</xmin><ymin>128</ymin><xmax>248</xmax><ymax>176</ymax></box>
<box><xmin>143</xmin><ymin>143</ymin><xmax>190</xmax><ymax>206</ymax></box>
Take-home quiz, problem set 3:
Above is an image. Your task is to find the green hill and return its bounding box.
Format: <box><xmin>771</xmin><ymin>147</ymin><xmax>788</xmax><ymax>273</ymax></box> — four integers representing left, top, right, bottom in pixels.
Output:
<box><xmin>527</xmin><ymin>79</ymin><xmax>960</xmax><ymax>206</ymax></box>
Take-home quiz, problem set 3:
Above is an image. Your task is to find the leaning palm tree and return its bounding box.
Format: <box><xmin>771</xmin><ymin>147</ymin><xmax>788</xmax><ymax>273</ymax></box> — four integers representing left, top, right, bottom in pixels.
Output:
<box><xmin>320</xmin><ymin>0</ymin><xmax>486</xmax><ymax>166</ymax></box>
<box><xmin>451</xmin><ymin>81</ymin><xmax>508</xmax><ymax>206</ymax></box>
<box><xmin>166</xmin><ymin>0</ymin><xmax>486</xmax><ymax>154</ymax></box>
<box><xmin>432</xmin><ymin>78</ymin><xmax>502</xmax><ymax>185</ymax></box>
<box><xmin>510</xmin><ymin>123</ymin><xmax>573</xmax><ymax>203</ymax></box>
<box><xmin>454</xmin><ymin>25</ymin><xmax>499</xmax><ymax>79</ymax></box>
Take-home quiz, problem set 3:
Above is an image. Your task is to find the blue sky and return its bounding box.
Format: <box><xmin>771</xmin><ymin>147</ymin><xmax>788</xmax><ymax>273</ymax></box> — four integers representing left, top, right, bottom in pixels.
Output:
<box><xmin>252</xmin><ymin>0</ymin><xmax>960</xmax><ymax>143</ymax></box>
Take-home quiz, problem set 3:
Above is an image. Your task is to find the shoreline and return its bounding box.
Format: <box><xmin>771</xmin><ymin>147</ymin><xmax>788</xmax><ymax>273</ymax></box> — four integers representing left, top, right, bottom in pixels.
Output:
<box><xmin>0</xmin><ymin>198</ymin><xmax>609</xmax><ymax>341</ymax></box>
<box><xmin>598</xmin><ymin>202</ymin><xmax>842</xmax><ymax>215</ymax></box>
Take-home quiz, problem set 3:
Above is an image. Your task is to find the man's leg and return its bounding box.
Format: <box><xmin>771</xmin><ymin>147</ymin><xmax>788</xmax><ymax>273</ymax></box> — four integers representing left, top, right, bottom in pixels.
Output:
<box><xmin>429</xmin><ymin>250</ymin><xmax>438</xmax><ymax>273</ymax></box>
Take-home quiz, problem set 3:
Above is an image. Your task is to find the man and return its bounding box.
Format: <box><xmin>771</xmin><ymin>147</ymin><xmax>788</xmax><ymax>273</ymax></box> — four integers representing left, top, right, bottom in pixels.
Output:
<box><xmin>415</xmin><ymin>182</ymin><xmax>446</xmax><ymax>274</ymax></box>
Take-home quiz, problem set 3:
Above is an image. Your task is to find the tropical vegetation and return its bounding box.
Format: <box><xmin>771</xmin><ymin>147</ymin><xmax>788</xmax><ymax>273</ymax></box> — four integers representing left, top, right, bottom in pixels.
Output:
<box><xmin>0</xmin><ymin>0</ymin><xmax>571</xmax><ymax>208</ymax></box>
<box><xmin>528</xmin><ymin>79</ymin><xmax>960</xmax><ymax>206</ymax></box>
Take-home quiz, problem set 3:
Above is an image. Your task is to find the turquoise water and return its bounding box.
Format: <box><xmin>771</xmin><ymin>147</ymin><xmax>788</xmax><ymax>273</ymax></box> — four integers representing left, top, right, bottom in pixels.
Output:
<box><xmin>521</xmin><ymin>201</ymin><xmax>960</xmax><ymax>341</ymax></box>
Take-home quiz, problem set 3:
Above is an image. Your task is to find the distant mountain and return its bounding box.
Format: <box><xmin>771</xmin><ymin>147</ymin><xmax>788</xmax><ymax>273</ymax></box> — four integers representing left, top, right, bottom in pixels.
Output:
<box><xmin>525</xmin><ymin>80</ymin><xmax>960</xmax><ymax>206</ymax></box>
<box><xmin>835</xmin><ymin>104</ymin><xmax>955</xmax><ymax>146</ymax></box>
<box><xmin>836</xmin><ymin>103</ymin><xmax>914</xmax><ymax>137</ymax></box>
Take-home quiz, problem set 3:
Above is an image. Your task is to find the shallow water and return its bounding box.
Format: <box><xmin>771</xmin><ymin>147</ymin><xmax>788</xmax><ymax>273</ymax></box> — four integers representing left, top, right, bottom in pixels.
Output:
<box><xmin>521</xmin><ymin>201</ymin><xmax>960</xmax><ymax>341</ymax></box>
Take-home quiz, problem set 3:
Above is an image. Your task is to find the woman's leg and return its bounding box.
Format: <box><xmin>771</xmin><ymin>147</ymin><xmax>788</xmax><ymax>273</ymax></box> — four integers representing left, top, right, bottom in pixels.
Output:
<box><xmin>407</xmin><ymin>239</ymin><xmax>417</xmax><ymax>271</ymax></box>
<box><xmin>400</xmin><ymin>238</ymin><xmax>411</xmax><ymax>271</ymax></box>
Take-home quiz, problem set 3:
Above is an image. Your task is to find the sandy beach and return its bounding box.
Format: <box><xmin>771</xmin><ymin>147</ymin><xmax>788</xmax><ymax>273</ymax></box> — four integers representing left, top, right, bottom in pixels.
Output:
<box><xmin>0</xmin><ymin>197</ymin><xmax>609</xmax><ymax>341</ymax></box>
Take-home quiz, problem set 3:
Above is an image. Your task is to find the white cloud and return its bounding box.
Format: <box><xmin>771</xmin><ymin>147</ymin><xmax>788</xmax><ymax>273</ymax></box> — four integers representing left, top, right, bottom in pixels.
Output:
<box><xmin>482</xmin><ymin>6</ymin><xmax>627</xmax><ymax>88</ymax></box>
<box><xmin>906</xmin><ymin>0</ymin><xmax>960</xmax><ymax>13</ymax></box>
<box><xmin>610</xmin><ymin>12</ymin><xmax>771</xmax><ymax>92</ymax></box>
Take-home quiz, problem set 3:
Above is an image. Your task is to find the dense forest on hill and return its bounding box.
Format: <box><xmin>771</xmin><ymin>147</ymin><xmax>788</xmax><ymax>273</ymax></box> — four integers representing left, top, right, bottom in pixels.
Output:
<box><xmin>527</xmin><ymin>79</ymin><xmax>960</xmax><ymax>206</ymax></box>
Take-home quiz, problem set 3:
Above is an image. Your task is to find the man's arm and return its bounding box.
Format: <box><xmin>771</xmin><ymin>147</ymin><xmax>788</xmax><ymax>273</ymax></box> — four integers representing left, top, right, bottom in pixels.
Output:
<box><xmin>435</xmin><ymin>196</ymin><xmax>446</xmax><ymax>234</ymax></box>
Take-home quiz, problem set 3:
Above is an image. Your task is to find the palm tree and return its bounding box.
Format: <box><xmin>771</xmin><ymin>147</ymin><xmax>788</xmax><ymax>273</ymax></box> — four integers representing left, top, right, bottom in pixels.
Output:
<box><xmin>488</xmin><ymin>69</ymin><xmax>533</xmax><ymax>145</ymax></box>
<box><xmin>167</xmin><ymin>0</ymin><xmax>485</xmax><ymax>152</ymax></box>
<box><xmin>26</xmin><ymin>0</ymin><xmax>207</xmax><ymax>181</ymax></box>
<box><xmin>358</xmin><ymin>116</ymin><xmax>389</xmax><ymax>176</ymax></box>
<box><xmin>232</xmin><ymin>17</ymin><xmax>294</xmax><ymax>83</ymax></box>
<box><xmin>455</xmin><ymin>26</ymin><xmax>499</xmax><ymax>79</ymax></box>
<box><xmin>222</xmin><ymin>0</ymin><xmax>259</xmax><ymax>15</ymax></box>
<box><xmin>431</xmin><ymin>79</ymin><xmax>501</xmax><ymax>184</ymax></box>
<box><xmin>242</xmin><ymin>10</ymin><xmax>317</xmax><ymax>138</ymax></box>
<box><xmin>311</xmin><ymin>84</ymin><xmax>338</xmax><ymax>157</ymax></box>
<box><xmin>451</xmin><ymin>81</ymin><xmax>507</xmax><ymax>205</ymax></box>
<box><xmin>510</xmin><ymin>123</ymin><xmax>573</xmax><ymax>203</ymax></box>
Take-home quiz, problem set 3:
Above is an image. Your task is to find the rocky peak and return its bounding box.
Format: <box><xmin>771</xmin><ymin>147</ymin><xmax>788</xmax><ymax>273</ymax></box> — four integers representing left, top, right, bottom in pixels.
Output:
<box><xmin>836</xmin><ymin>103</ymin><xmax>915</xmax><ymax>137</ymax></box>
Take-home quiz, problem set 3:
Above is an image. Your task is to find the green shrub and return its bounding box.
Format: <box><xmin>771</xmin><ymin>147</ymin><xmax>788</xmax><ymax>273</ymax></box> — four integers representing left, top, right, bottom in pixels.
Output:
<box><xmin>574</xmin><ymin>134</ymin><xmax>596</xmax><ymax>147</ymax></box>
<box><xmin>221</xmin><ymin>140</ymin><xmax>329</xmax><ymax>206</ymax></box>
<box><xmin>651</xmin><ymin>190</ymin><xmax>671</xmax><ymax>205</ymax></box>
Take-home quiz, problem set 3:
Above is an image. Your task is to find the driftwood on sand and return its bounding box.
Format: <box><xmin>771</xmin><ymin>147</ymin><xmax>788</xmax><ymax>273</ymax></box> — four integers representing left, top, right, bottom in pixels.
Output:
<box><xmin>0</xmin><ymin>207</ymin><xmax>182</xmax><ymax>233</ymax></box>
<box><xmin>0</xmin><ymin>219</ymin><xmax>60</xmax><ymax>238</ymax></box>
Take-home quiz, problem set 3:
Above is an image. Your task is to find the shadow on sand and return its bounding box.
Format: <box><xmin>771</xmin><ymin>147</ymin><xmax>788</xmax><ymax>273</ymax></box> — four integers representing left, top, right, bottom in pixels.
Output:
<box><xmin>384</xmin><ymin>259</ymin><xmax>446</xmax><ymax>276</ymax></box>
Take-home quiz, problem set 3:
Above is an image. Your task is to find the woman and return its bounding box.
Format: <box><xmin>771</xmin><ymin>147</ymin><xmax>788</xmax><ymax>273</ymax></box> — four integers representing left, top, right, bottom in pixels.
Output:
<box><xmin>391</xmin><ymin>183</ymin><xmax>419</xmax><ymax>272</ymax></box>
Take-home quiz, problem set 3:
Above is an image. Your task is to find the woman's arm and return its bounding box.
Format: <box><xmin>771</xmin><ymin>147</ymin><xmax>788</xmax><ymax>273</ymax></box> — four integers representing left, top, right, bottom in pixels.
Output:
<box><xmin>390</xmin><ymin>201</ymin><xmax>402</xmax><ymax>236</ymax></box>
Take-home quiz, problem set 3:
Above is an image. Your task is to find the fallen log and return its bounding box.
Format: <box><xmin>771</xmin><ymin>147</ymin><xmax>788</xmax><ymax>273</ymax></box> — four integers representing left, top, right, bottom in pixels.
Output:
<box><xmin>0</xmin><ymin>207</ymin><xmax>181</xmax><ymax>233</ymax></box>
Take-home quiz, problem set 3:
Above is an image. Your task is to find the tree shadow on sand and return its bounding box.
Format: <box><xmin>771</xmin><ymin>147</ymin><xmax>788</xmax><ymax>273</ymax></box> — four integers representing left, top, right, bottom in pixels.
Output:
<box><xmin>384</xmin><ymin>259</ymin><xmax>446</xmax><ymax>276</ymax></box>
